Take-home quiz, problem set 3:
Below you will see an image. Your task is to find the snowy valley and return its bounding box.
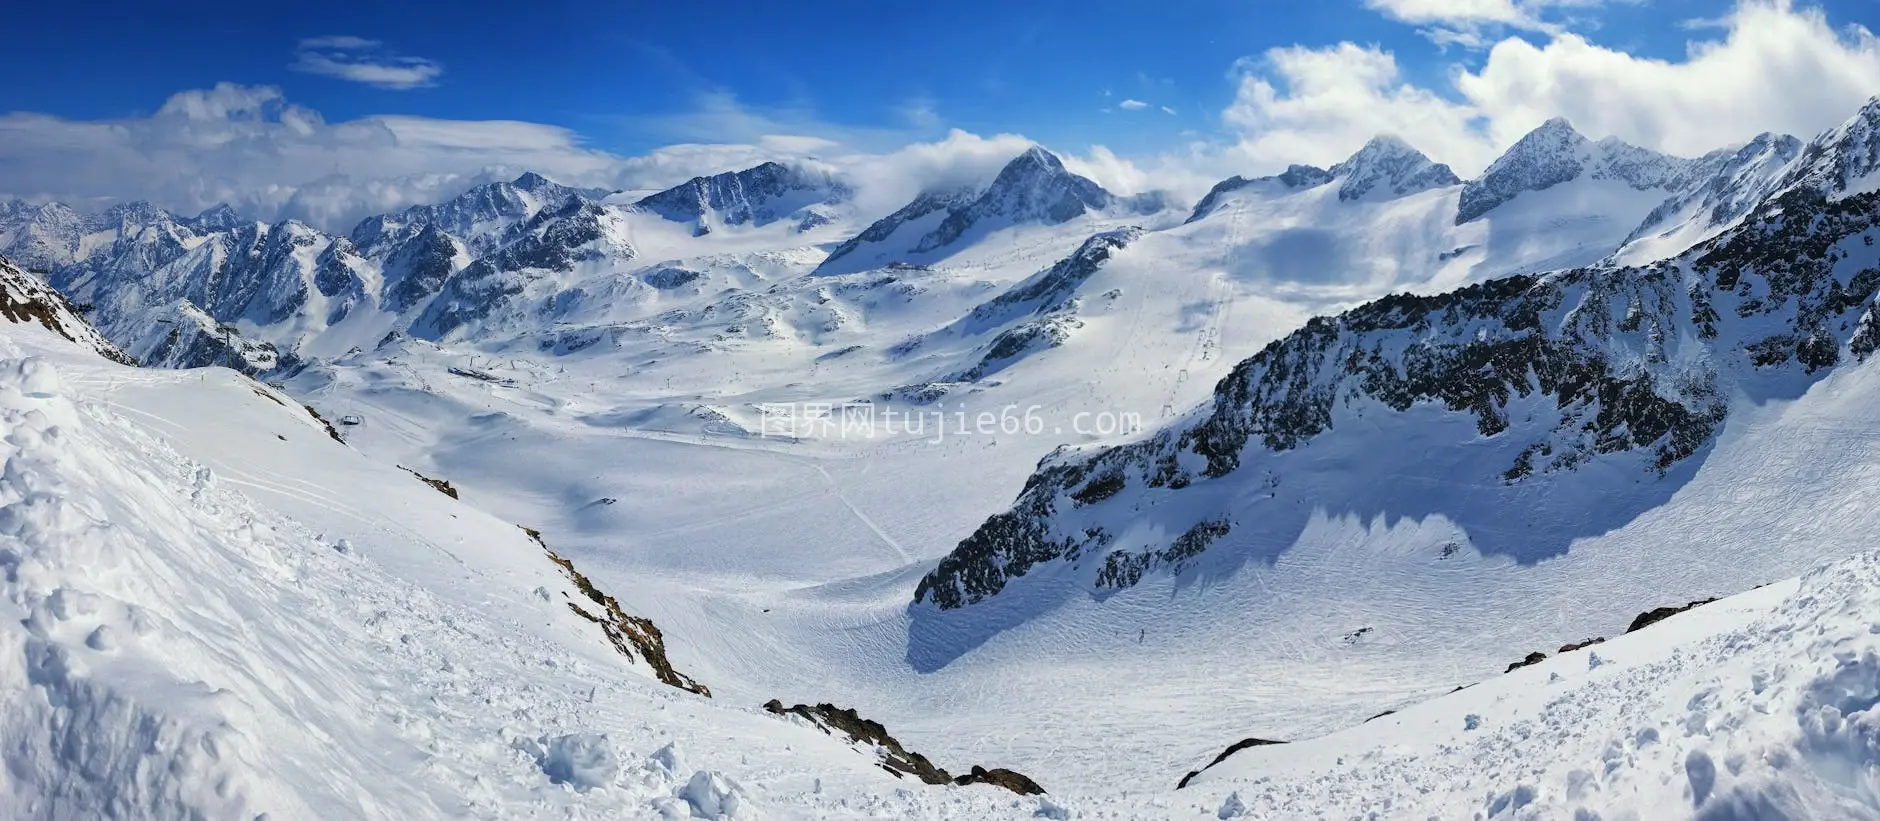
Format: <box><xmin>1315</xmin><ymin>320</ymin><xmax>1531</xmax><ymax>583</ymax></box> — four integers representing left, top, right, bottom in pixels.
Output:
<box><xmin>6</xmin><ymin>94</ymin><xmax>1880</xmax><ymax>820</ymax></box>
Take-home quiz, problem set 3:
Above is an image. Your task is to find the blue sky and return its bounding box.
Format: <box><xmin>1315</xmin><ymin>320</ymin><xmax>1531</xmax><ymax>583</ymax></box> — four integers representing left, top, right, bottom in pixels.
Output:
<box><xmin>1</xmin><ymin>0</ymin><xmax>1877</xmax><ymax>229</ymax></box>
<box><xmin>5</xmin><ymin>0</ymin><xmax>1853</xmax><ymax>155</ymax></box>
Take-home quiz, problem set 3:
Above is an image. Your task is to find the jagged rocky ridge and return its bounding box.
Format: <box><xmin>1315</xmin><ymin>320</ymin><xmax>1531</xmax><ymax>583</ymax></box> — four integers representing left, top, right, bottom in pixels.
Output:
<box><xmin>914</xmin><ymin>107</ymin><xmax>1880</xmax><ymax>611</ymax></box>
<box><xmin>631</xmin><ymin>161</ymin><xmax>851</xmax><ymax>235</ymax></box>
<box><xmin>1327</xmin><ymin>136</ymin><xmax>1461</xmax><ymax>202</ymax></box>
<box><xmin>1457</xmin><ymin>118</ymin><xmax>1695</xmax><ymax>224</ymax></box>
<box><xmin>0</xmin><ymin>256</ymin><xmax>135</xmax><ymax>365</ymax></box>
<box><xmin>1184</xmin><ymin>165</ymin><xmax>1334</xmax><ymax>223</ymax></box>
<box><xmin>817</xmin><ymin>146</ymin><xmax>1164</xmax><ymax>274</ymax></box>
<box><xmin>760</xmin><ymin>701</ymin><xmax>1045</xmax><ymax>795</ymax></box>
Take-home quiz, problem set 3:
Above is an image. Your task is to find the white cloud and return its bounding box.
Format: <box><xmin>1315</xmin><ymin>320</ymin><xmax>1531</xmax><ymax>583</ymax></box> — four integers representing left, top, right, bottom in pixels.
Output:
<box><xmin>0</xmin><ymin>84</ymin><xmax>647</xmax><ymax>230</ymax></box>
<box><xmin>1217</xmin><ymin>0</ymin><xmax>1880</xmax><ymax>176</ymax></box>
<box><xmin>837</xmin><ymin>129</ymin><xmax>1037</xmax><ymax>214</ymax></box>
<box><xmin>291</xmin><ymin>36</ymin><xmax>443</xmax><ymax>90</ymax></box>
<box><xmin>1223</xmin><ymin>43</ymin><xmax>1491</xmax><ymax>171</ymax></box>
<box><xmin>897</xmin><ymin>97</ymin><xmax>943</xmax><ymax>130</ymax></box>
<box><xmin>1161</xmin><ymin>106</ymin><xmax>1178</xmax><ymax>116</ymax></box>
<box><xmin>1456</xmin><ymin>0</ymin><xmax>1880</xmax><ymax>156</ymax></box>
<box><xmin>1118</xmin><ymin>99</ymin><xmax>1150</xmax><ymax>111</ymax></box>
<box><xmin>5</xmin><ymin>1</ymin><xmax>1875</xmax><ymax>238</ymax></box>
<box><xmin>0</xmin><ymin>83</ymin><xmax>1089</xmax><ymax>235</ymax></box>
<box><xmin>1363</xmin><ymin>0</ymin><xmax>1612</xmax><ymax>47</ymax></box>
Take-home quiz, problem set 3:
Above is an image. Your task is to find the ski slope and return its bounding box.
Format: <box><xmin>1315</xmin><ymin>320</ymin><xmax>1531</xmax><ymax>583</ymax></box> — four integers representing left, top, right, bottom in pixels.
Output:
<box><xmin>14</xmin><ymin>302</ymin><xmax>1880</xmax><ymax>818</ymax></box>
<box><xmin>0</xmin><ymin>316</ymin><xmax>1058</xmax><ymax>819</ymax></box>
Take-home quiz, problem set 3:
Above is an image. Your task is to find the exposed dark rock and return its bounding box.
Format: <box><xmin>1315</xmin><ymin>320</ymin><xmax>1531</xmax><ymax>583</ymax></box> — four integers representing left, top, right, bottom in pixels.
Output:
<box><xmin>0</xmin><ymin>256</ymin><xmax>136</xmax><ymax>365</ymax></box>
<box><xmin>301</xmin><ymin>403</ymin><xmax>346</xmax><ymax>444</ymax></box>
<box><xmin>953</xmin><ymin>766</ymin><xmax>1045</xmax><ymax>795</ymax></box>
<box><xmin>1177</xmin><ymin>737</ymin><xmax>1285</xmax><ymax>789</ymax></box>
<box><xmin>914</xmin><ymin>179</ymin><xmax>1880</xmax><ymax>611</ymax></box>
<box><xmin>761</xmin><ymin>700</ymin><xmax>951</xmax><ymax>784</ymax></box>
<box><xmin>760</xmin><ymin>700</ymin><xmax>1045</xmax><ymax>794</ymax></box>
<box><xmin>534</xmin><ymin>528</ymin><xmax>710</xmax><ymax>697</ymax></box>
<box><xmin>633</xmin><ymin>162</ymin><xmax>849</xmax><ymax>232</ymax></box>
<box><xmin>1184</xmin><ymin>165</ymin><xmax>1332</xmax><ymax>223</ymax></box>
<box><xmin>1557</xmin><ymin>637</ymin><xmax>1606</xmax><ymax>653</ymax></box>
<box><xmin>1505</xmin><ymin>651</ymin><xmax>1548</xmax><ymax>673</ymax></box>
<box><xmin>399</xmin><ymin>466</ymin><xmax>459</xmax><ymax>499</ymax></box>
<box><xmin>1626</xmin><ymin>598</ymin><xmax>1719</xmax><ymax>633</ymax></box>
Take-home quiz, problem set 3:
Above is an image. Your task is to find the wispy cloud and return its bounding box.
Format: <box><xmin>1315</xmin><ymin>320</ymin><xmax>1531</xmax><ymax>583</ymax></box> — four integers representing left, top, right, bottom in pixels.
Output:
<box><xmin>897</xmin><ymin>96</ymin><xmax>943</xmax><ymax>130</ymax></box>
<box><xmin>1118</xmin><ymin>99</ymin><xmax>1149</xmax><ymax>110</ymax></box>
<box><xmin>291</xmin><ymin>36</ymin><xmax>443</xmax><ymax>90</ymax></box>
<box><xmin>1362</xmin><ymin>0</ymin><xmax>1613</xmax><ymax>48</ymax></box>
<box><xmin>1161</xmin><ymin>105</ymin><xmax>1178</xmax><ymax>115</ymax></box>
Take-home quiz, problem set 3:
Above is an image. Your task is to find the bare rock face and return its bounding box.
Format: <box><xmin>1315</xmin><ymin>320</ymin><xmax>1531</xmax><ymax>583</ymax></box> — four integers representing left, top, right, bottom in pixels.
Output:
<box><xmin>760</xmin><ymin>700</ymin><xmax>1046</xmax><ymax>795</ymax></box>
<box><xmin>0</xmin><ymin>256</ymin><xmax>135</xmax><ymax>365</ymax></box>
<box><xmin>914</xmin><ymin>107</ymin><xmax>1880</xmax><ymax>614</ymax></box>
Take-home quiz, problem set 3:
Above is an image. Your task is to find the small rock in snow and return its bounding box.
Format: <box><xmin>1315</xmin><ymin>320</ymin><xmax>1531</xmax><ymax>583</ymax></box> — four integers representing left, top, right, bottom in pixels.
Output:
<box><xmin>1464</xmin><ymin>714</ymin><xmax>1483</xmax><ymax>731</ymax></box>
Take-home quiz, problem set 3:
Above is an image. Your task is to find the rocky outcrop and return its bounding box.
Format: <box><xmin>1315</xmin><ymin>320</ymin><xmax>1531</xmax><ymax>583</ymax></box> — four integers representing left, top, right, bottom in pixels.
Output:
<box><xmin>760</xmin><ymin>700</ymin><xmax>1045</xmax><ymax>794</ymax></box>
<box><xmin>1626</xmin><ymin>597</ymin><xmax>1718</xmax><ymax>633</ymax></box>
<box><xmin>1328</xmin><ymin>136</ymin><xmax>1461</xmax><ymax>202</ymax></box>
<box><xmin>633</xmin><ymin>162</ymin><xmax>851</xmax><ymax>235</ymax></box>
<box><xmin>914</xmin><ymin>100</ymin><xmax>1880</xmax><ymax>613</ymax></box>
<box><xmin>915</xmin><ymin>147</ymin><xmax>1112</xmax><ymax>253</ymax></box>
<box><xmin>817</xmin><ymin>187</ymin><xmax>977</xmax><ymax>273</ymax></box>
<box><xmin>1458</xmin><ymin>118</ymin><xmax>1694</xmax><ymax>224</ymax></box>
<box><xmin>0</xmin><ymin>255</ymin><xmax>135</xmax><ymax>365</ymax></box>
<box><xmin>1184</xmin><ymin>165</ymin><xmax>1333</xmax><ymax>223</ymax></box>
<box><xmin>1176</xmin><ymin>737</ymin><xmax>1285</xmax><ymax>789</ymax></box>
<box><xmin>528</xmin><ymin>527</ymin><xmax>711</xmax><ymax>697</ymax></box>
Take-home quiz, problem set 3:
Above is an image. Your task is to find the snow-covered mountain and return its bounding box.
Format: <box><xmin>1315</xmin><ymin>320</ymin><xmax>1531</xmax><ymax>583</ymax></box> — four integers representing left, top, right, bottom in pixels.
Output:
<box><xmin>912</xmin><ymin>97</ymin><xmax>1880</xmax><ymax>641</ymax></box>
<box><xmin>1326</xmin><ymin>135</ymin><xmax>1461</xmax><ymax>202</ymax></box>
<box><xmin>815</xmin><ymin>146</ymin><xmax>1171</xmax><ymax>275</ymax></box>
<box><xmin>1457</xmin><ymin>117</ymin><xmax>1697</xmax><ymax>224</ymax></box>
<box><xmin>11</xmin><ymin>95</ymin><xmax>1880</xmax><ymax>820</ymax></box>
<box><xmin>630</xmin><ymin>161</ymin><xmax>853</xmax><ymax>235</ymax></box>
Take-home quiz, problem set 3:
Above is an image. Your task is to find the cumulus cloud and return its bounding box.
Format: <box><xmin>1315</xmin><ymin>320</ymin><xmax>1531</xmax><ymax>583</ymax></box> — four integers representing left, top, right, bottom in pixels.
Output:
<box><xmin>1456</xmin><ymin>0</ymin><xmax>1880</xmax><ymax>155</ymax></box>
<box><xmin>837</xmin><ymin>129</ymin><xmax>1037</xmax><ymax>214</ymax></box>
<box><xmin>6</xmin><ymin>1</ymin><xmax>1874</xmax><ymax>236</ymax></box>
<box><xmin>0</xmin><ymin>83</ymin><xmax>655</xmax><ymax>230</ymax></box>
<box><xmin>1118</xmin><ymin>99</ymin><xmax>1150</xmax><ymax>111</ymax></box>
<box><xmin>1218</xmin><ymin>0</ymin><xmax>1880</xmax><ymax>176</ymax></box>
<box><xmin>1223</xmin><ymin>43</ymin><xmax>1491</xmax><ymax>171</ymax></box>
<box><xmin>0</xmin><ymin>84</ymin><xmax>1098</xmax><ymax>234</ymax></box>
<box><xmin>291</xmin><ymin>36</ymin><xmax>443</xmax><ymax>90</ymax></box>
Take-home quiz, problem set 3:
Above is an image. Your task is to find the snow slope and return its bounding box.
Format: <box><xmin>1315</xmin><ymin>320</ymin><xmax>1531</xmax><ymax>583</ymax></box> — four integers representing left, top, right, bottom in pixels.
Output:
<box><xmin>1194</xmin><ymin>551</ymin><xmax>1880</xmax><ymax>819</ymax></box>
<box><xmin>0</xmin><ymin>291</ymin><xmax>1058</xmax><ymax>819</ymax></box>
<box><xmin>12</xmin><ymin>100</ymin><xmax>1880</xmax><ymax>819</ymax></box>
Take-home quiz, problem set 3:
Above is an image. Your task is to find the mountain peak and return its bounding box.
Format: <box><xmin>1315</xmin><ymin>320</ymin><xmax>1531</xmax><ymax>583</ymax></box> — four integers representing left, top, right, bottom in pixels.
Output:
<box><xmin>1011</xmin><ymin>145</ymin><xmax>1064</xmax><ymax>170</ymax></box>
<box><xmin>189</xmin><ymin>203</ymin><xmax>244</xmax><ymax>232</ymax></box>
<box><xmin>1329</xmin><ymin>135</ymin><xmax>1460</xmax><ymax>202</ymax></box>
<box><xmin>1783</xmin><ymin>94</ymin><xmax>1880</xmax><ymax>195</ymax></box>
<box><xmin>510</xmin><ymin>171</ymin><xmax>556</xmax><ymax>192</ymax></box>
<box><xmin>1456</xmin><ymin>118</ymin><xmax>1599</xmax><ymax>223</ymax></box>
<box><xmin>909</xmin><ymin>148</ymin><xmax>1111</xmax><ymax>253</ymax></box>
<box><xmin>632</xmin><ymin>161</ymin><xmax>851</xmax><ymax>235</ymax></box>
<box><xmin>1534</xmin><ymin>116</ymin><xmax>1580</xmax><ymax>136</ymax></box>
